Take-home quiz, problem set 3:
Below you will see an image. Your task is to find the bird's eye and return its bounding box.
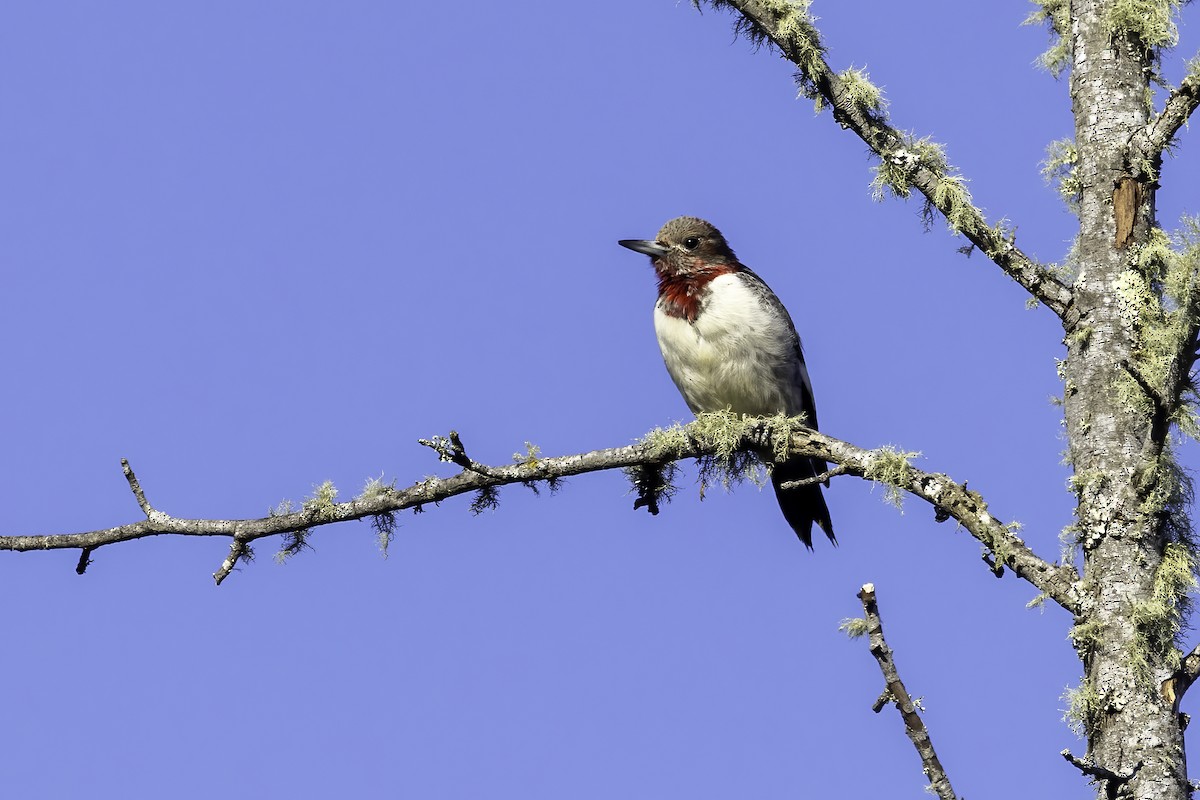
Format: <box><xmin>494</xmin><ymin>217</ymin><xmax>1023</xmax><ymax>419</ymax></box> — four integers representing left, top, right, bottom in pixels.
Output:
<box><xmin>682</xmin><ymin>236</ymin><xmax>701</xmax><ymax>251</ymax></box>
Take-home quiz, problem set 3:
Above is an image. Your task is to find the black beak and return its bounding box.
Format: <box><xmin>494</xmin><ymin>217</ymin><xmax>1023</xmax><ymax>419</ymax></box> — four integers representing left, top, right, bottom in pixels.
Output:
<box><xmin>618</xmin><ymin>239</ymin><xmax>669</xmax><ymax>258</ymax></box>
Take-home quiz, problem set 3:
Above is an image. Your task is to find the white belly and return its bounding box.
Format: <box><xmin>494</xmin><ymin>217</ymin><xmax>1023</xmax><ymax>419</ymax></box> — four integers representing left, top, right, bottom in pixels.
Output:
<box><xmin>653</xmin><ymin>273</ymin><xmax>806</xmax><ymax>417</ymax></box>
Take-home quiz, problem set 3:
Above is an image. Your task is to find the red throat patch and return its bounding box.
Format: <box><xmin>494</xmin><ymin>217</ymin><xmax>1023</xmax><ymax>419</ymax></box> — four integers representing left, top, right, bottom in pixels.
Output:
<box><xmin>656</xmin><ymin>264</ymin><xmax>737</xmax><ymax>322</ymax></box>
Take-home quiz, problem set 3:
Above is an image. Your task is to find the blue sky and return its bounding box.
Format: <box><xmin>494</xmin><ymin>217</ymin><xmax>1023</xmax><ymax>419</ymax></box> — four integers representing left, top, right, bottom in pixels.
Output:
<box><xmin>2</xmin><ymin>2</ymin><xmax>1198</xmax><ymax>798</ymax></box>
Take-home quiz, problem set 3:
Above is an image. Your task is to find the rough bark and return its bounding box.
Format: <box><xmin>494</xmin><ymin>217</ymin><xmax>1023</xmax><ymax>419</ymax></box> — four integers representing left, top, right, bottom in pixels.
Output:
<box><xmin>1060</xmin><ymin>4</ymin><xmax>1191</xmax><ymax>799</ymax></box>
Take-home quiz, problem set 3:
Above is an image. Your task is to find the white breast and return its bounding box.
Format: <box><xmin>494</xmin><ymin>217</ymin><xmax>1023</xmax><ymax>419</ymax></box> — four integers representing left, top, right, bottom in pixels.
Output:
<box><xmin>654</xmin><ymin>273</ymin><xmax>808</xmax><ymax>417</ymax></box>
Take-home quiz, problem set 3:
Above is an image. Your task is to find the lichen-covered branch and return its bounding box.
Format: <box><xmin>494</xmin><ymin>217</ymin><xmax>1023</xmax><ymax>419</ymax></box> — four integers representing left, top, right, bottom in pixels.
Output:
<box><xmin>700</xmin><ymin>0</ymin><xmax>1074</xmax><ymax>318</ymax></box>
<box><xmin>1131</xmin><ymin>54</ymin><xmax>1200</xmax><ymax>164</ymax></box>
<box><xmin>0</xmin><ymin>415</ymin><xmax>1080</xmax><ymax>608</ymax></box>
<box><xmin>848</xmin><ymin>583</ymin><xmax>958</xmax><ymax>800</ymax></box>
<box><xmin>778</xmin><ymin>424</ymin><xmax>1081</xmax><ymax>613</ymax></box>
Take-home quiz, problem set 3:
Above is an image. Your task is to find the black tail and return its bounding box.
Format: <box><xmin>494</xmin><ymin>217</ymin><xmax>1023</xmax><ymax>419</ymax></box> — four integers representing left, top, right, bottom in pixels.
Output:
<box><xmin>770</xmin><ymin>459</ymin><xmax>835</xmax><ymax>549</ymax></box>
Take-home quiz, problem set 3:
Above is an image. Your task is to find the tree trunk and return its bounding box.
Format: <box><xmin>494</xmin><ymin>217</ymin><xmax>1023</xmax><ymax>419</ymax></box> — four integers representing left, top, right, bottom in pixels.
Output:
<box><xmin>1063</xmin><ymin>3</ymin><xmax>1190</xmax><ymax>798</ymax></box>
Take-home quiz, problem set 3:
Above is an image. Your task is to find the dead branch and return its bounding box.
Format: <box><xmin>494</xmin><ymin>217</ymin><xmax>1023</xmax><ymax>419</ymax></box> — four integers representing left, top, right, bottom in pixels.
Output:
<box><xmin>0</xmin><ymin>416</ymin><xmax>1080</xmax><ymax>606</ymax></box>
<box><xmin>701</xmin><ymin>0</ymin><xmax>1074</xmax><ymax>319</ymax></box>
<box><xmin>856</xmin><ymin>583</ymin><xmax>958</xmax><ymax>800</ymax></box>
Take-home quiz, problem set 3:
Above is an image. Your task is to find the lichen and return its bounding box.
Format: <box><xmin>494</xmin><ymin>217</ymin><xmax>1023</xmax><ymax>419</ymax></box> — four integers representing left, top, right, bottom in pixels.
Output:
<box><xmin>1040</xmin><ymin>138</ymin><xmax>1081</xmax><ymax>211</ymax></box>
<box><xmin>1115</xmin><ymin>222</ymin><xmax>1200</xmax><ymax>430</ymax></box>
<box><xmin>839</xmin><ymin>617</ymin><xmax>869</xmax><ymax>638</ymax></box>
<box><xmin>372</xmin><ymin>512</ymin><xmax>396</xmax><ymax>556</ymax></box>
<box><xmin>863</xmin><ymin>446</ymin><xmax>918</xmax><ymax>510</ymax></box>
<box><xmin>469</xmin><ymin>485</ymin><xmax>500</xmax><ymax>515</ymax></box>
<box><xmin>302</xmin><ymin>480</ymin><xmax>339</xmax><ymax>520</ymax></box>
<box><xmin>1129</xmin><ymin>540</ymin><xmax>1198</xmax><ymax>682</ymax></box>
<box><xmin>361</xmin><ymin>476</ymin><xmax>399</xmax><ymax>556</ymax></box>
<box><xmin>512</xmin><ymin>442</ymin><xmax>541</xmax><ymax>468</ymax></box>
<box><xmin>1068</xmin><ymin>616</ymin><xmax>1104</xmax><ymax>657</ymax></box>
<box><xmin>836</xmin><ymin>66</ymin><xmax>887</xmax><ymax>118</ymax></box>
<box><xmin>1065</xmin><ymin>323</ymin><xmax>1093</xmax><ymax>351</ymax></box>
<box><xmin>869</xmin><ymin>135</ymin><xmax>980</xmax><ymax>238</ymax></box>
<box><xmin>1063</xmin><ymin>680</ymin><xmax>1104</xmax><ymax>737</ymax></box>
<box><xmin>871</xmin><ymin>136</ymin><xmax>948</xmax><ymax>201</ymax></box>
<box><xmin>1105</xmin><ymin>0</ymin><xmax>1183</xmax><ymax>51</ymax></box>
<box><xmin>1024</xmin><ymin>0</ymin><xmax>1071</xmax><ymax>76</ymax></box>
<box><xmin>361</xmin><ymin>474</ymin><xmax>396</xmax><ymax>501</ymax></box>
<box><xmin>700</xmin><ymin>0</ymin><xmax>827</xmax><ymax>104</ymax></box>
<box><xmin>631</xmin><ymin>412</ymin><xmax>813</xmax><ymax>507</ymax></box>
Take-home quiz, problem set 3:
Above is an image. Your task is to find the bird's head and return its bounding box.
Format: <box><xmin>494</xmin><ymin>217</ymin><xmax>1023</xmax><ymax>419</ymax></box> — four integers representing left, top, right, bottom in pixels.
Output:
<box><xmin>618</xmin><ymin>216</ymin><xmax>738</xmax><ymax>278</ymax></box>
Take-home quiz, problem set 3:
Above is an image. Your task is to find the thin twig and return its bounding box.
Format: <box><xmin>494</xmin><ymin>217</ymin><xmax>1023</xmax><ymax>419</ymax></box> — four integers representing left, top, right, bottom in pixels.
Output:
<box><xmin>121</xmin><ymin>458</ymin><xmax>155</xmax><ymax>517</ymax></box>
<box><xmin>778</xmin><ymin>464</ymin><xmax>849</xmax><ymax>489</ymax></box>
<box><xmin>857</xmin><ymin>583</ymin><xmax>958</xmax><ymax>800</ymax></box>
<box><xmin>213</xmin><ymin>535</ymin><xmax>252</xmax><ymax>586</ymax></box>
<box><xmin>418</xmin><ymin>430</ymin><xmax>502</xmax><ymax>477</ymax></box>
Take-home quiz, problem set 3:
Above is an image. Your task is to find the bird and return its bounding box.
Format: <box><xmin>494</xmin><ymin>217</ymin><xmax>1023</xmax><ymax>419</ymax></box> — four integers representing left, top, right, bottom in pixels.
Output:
<box><xmin>618</xmin><ymin>216</ymin><xmax>835</xmax><ymax>548</ymax></box>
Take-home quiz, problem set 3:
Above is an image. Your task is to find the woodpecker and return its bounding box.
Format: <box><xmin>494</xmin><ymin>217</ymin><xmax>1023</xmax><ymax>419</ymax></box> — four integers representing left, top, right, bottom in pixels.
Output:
<box><xmin>619</xmin><ymin>216</ymin><xmax>835</xmax><ymax>548</ymax></box>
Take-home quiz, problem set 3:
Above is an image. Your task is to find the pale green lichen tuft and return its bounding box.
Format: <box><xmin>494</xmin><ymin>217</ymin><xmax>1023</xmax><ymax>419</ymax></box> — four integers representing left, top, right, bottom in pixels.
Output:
<box><xmin>863</xmin><ymin>446</ymin><xmax>918</xmax><ymax>510</ymax></box>
<box><xmin>871</xmin><ymin>136</ymin><xmax>948</xmax><ymax>202</ymax></box>
<box><xmin>1106</xmin><ymin>0</ymin><xmax>1183</xmax><ymax>51</ymax></box>
<box><xmin>639</xmin><ymin>419</ymin><xmax>697</xmax><ymax>461</ymax></box>
<box><xmin>372</xmin><ymin>512</ymin><xmax>397</xmax><ymax>557</ymax></box>
<box><xmin>839</xmin><ymin>617</ymin><xmax>869</xmax><ymax>639</ymax></box>
<box><xmin>1065</xmin><ymin>323</ymin><xmax>1093</xmax><ymax>351</ymax></box>
<box><xmin>929</xmin><ymin>174</ymin><xmax>980</xmax><ymax>236</ymax></box>
<box><xmin>1024</xmin><ymin>0</ymin><xmax>1071</xmax><ymax>76</ymax></box>
<box><xmin>1063</xmin><ymin>681</ymin><xmax>1104</xmax><ymax>737</ymax></box>
<box><xmin>276</xmin><ymin>481</ymin><xmax>338</xmax><ymax>563</ymax></box>
<box><xmin>302</xmin><ymin>481</ymin><xmax>339</xmax><ymax>520</ymax></box>
<box><xmin>632</xmin><ymin>411</ymin><xmax>813</xmax><ymax>506</ymax></box>
<box><xmin>1068</xmin><ymin>616</ymin><xmax>1104</xmax><ymax>657</ymax></box>
<box><xmin>1068</xmin><ymin>469</ymin><xmax>1107</xmax><ymax>499</ymax></box>
<box><xmin>1060</xmin><ymin>522</ymin><xmax>1082</xmax><ymax>564</ymax></box>
<box><xmin>836</xmin><ymin>66</ymin><xmax>887</xmax><ymax>118</ymax></box>
<box><xmin>1040</xmin><ymin>139</ymin><xmax>1081</xmax><ymax>211</ymax></box>
<box><xmin>361</xmin><ymin>474</ymin><xmax>396</xmax><ymax>501</ymax></box>
<box><xmin>1186</xmin><ymin>56</ymin><xmax>1200</xmax><ymax>85</ymax></box>
<box><xmin>1116</xmin><ymin>221</ymin><xmax>1200</xmax><ymax>429</ymax></box>
<box><xmin>362</xmin><ymin>475</ymin><xmax>399</xmax><ymax>556</ymax></box>
<box><xmin>1129</xmin><ymin>540</ymin><xmax>1197</xmax><ymax>682</ymax></box>
<box><xmin>268</xmin><ymin>498</ymin><xmax>295</xmax><ymax>517</ymax></box>
<box><xmin>513</xmin><ymin>442</ymin><xmax>542</xmax><ymax>468</ymax></box>
<box><xmin>870</xmin><ymin>136</ymin><xmax>979</xmax><ymax>237</ymax></box>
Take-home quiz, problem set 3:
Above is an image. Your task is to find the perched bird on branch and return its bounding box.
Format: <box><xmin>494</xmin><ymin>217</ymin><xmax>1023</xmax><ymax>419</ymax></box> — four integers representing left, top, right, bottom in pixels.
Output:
<box><xmin>619</xmin><ymin>216</ymin><xmax>835</xmax><ymax>548</ymax></box>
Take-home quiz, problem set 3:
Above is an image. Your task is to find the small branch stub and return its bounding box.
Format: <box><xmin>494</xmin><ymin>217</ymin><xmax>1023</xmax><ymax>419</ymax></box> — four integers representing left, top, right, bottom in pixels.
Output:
<box><xmin>121</xmin><ymin>458</ymin><xmax>155</xmax><ymax>518</ymax></box>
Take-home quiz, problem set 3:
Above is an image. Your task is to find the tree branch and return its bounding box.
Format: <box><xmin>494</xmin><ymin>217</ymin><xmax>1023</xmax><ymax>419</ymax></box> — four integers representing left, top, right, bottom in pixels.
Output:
<box><xmin>1061</xmin><ymin>749</ymin><xmax>1144</xmax><ymax>800</ymax></box>
<box><xmin>854</xmin><ymin>583</ymin><xmax>958</xmax><ymax>800</ymax></box>
<box><xmin>783</xmin><ymin>425</ymin><xmax>1081</xmax><ymax>613</ymax></box>
<box><xmin>701</xmin><ymin>0</ymin><xmax>1074</xmax><ymax>319</ymax></box>
<box><xmin>1131</xmin><ymin>55</ymin><xmax>1200</xmax><ymax>163</ymax></box>
<box><xmin>0</xmin><ymin>415</ymin><xmax>1082</xmax><ymax>607</ymax></box>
